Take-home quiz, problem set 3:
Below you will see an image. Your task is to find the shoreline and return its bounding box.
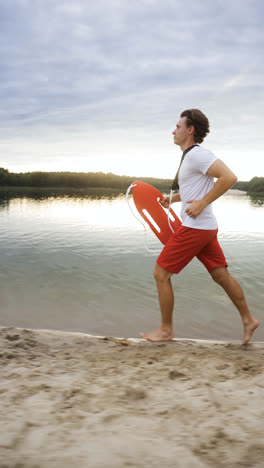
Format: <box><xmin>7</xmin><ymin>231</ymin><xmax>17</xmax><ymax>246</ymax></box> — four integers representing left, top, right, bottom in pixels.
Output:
<box><xmin>1</xmin><ymin>326</ymin><xmax>264</xmax><ymax>467</ymax></box>
<box><xmin>2</xmin><ymin>325</ymin><xmax>264</xmax><ymax>346</ymax></box>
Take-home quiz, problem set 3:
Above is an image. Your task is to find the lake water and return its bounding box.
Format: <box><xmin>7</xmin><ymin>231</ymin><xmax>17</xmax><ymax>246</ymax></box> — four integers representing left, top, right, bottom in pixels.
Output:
<box><xmin>0</xmin><ymin>189</ymin><xmax>263</xmax><ymax>341</ymax></box>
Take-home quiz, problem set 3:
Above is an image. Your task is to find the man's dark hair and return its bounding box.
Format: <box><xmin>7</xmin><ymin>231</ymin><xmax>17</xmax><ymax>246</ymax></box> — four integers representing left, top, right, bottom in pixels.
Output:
<box><xmin>181</xmin><ymin>109</ymin><xmax>210</xmax><ymax>143</ymax></box>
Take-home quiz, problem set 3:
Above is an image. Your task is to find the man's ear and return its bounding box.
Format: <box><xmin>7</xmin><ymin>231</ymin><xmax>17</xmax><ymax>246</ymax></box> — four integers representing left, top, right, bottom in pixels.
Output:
<box><xmin>188</xmin><ymin>125</ymin><xmax>195</xmax><ymax>136</ymax></box>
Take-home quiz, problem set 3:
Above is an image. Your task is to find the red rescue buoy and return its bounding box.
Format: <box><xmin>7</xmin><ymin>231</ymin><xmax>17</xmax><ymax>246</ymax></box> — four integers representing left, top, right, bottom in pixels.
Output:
<box><xmin>132</xmin><ymin>181</ymin><xmax>181</xmax><ymax>245</ymax></box>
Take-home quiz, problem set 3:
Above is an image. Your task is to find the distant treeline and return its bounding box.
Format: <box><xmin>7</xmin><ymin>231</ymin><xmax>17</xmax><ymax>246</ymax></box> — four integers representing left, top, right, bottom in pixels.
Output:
<box><xmin>233</xmin><ymin>177</ymin><xmax>264</xmax><ymax>194</ymax></box>
<box><xmin>1</xmin><ymin>168</ymin><xmax>264</xmax><ymax>193</ymax></box>
<box><xmin>0</xmin><ymin>168</ymin><xmax>172</xmax><ymax>191</ymax></box>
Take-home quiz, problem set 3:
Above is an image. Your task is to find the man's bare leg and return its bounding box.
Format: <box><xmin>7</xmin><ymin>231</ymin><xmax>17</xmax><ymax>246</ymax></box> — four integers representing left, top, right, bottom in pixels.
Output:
<box><xmin>210</xmin><ymin>267</ymin><xmax>259</xmax><ymax>345</ymax></box>
<box><xmin>140</xmin><ymin>263</ymin><xmax>174</xmax><ymax>342</ymax></box>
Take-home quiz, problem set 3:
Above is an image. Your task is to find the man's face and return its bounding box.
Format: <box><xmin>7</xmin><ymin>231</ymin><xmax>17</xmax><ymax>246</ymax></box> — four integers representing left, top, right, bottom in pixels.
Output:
<box><xmin>172</xmin><ymin>117</ymin><xmax>190</xmax><ymax>146</ymax></box>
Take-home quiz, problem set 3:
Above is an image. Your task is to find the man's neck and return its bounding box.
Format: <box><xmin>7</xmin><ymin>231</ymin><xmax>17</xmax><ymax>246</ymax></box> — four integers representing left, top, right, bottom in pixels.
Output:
<box><xmin>180</xmin><ymin>139</ymin><xmax>197</xmax><ymax>152</ymax></box>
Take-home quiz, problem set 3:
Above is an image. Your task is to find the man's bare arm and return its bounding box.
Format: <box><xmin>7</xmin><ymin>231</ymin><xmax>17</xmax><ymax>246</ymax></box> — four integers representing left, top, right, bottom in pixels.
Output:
<box><xmin>203</xmin><ymin>159</ymin><xmax>237</xmax><ymax>204</ymax></box>
<box><xmin>185</xmin><ymin>160</ymin><xmax>238</xmax><ymax>219</ymax></box>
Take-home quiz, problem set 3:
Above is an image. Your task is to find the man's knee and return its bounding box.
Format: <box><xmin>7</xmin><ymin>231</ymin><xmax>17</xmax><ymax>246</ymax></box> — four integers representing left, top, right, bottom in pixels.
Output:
<box><xmin>154</xmin><ymin>263</ymin><xmax>172</xmax><ymax>283</ymax></box>
<box><xmin>210</xmin><ymin>267</ymin><xmax>229</xmax><ymax>285</ymax></box>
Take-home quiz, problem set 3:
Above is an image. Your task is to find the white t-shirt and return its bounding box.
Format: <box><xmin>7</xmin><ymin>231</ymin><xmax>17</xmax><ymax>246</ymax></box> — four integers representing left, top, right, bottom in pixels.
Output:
<box><xmin>178</xmin><ymin>145</ymin><xmax>218</xmax><ymax>230</ymax></box>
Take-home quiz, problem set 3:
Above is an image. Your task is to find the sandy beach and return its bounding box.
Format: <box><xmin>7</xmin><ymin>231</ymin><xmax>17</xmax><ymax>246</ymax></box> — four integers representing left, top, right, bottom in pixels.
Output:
<box><xmin>1</xmin><ymin>327</ymin><xmax>264</xmax><ymax>468</ymax></box>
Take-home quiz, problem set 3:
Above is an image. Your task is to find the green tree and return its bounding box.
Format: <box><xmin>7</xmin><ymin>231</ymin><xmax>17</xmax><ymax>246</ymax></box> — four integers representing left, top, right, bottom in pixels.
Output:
<box><xmin>248</xmin><ymin>177</ymin><xmax>264</xmax><ymax>193</ymax></box>
<box><xmin>0</xmin><ymin>168</ymin><xmax>10</xmax><ymax>184</ymax></box>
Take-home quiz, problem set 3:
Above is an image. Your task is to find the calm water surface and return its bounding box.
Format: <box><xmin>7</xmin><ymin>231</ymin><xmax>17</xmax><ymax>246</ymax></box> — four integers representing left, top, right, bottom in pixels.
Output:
<box><xmin>1</xmin><ymin>189</ymin><xmax>263</xmax><ymax>341</ymax></box>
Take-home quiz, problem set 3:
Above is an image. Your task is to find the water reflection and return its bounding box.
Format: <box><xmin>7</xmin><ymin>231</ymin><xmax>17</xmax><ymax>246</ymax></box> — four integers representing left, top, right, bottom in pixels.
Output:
<box><xmin>0</xmin><ymin>195</ymin><xmax>9</xmax><ymax>209</ymax></box>
<box><xmin>248</xmin><ymin>193</ymin><xmax>264</xmax><ymax>206</ymax></box>
<box><xmin>0</xmin><ymin>187</ymin><xmax>126</xmax><ymax>209</ymax></box>
<box><xmin>1</xmin><ymin>187</ymin><xmax>264</xmax><ymax>207</ymax></box>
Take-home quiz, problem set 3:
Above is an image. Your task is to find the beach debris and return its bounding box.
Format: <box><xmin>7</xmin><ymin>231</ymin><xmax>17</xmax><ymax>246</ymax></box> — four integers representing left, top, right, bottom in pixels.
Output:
<box><xmin>99</xmin><ymin>336</ymin><xmax>130</xmax><ymax>346</ymax></box>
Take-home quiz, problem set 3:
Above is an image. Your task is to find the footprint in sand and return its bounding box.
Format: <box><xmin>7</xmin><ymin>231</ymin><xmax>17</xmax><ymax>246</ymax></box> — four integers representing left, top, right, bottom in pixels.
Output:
<box><xmin>168</xmin><ymin>370</ymin><xmax>186</xmax><ymax>380</ymax></box>
<box><xmin>124</xmin><ymin>387</ymin><xmax>147</xmax><ymax>401</ymax></box>
<box><xmin>103</xmin><ymin>413</ymin><xmax>121</xmax><ymax>423</ymax></box>
<box><xmin>5</xmin><ymin>334</ymin><xmax>20</xmax><ymax>342</ymax></box>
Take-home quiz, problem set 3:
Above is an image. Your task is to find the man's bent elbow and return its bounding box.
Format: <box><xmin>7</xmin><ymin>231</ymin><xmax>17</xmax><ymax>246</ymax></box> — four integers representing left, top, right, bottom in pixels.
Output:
<box><xmin>226</xmin><ymin>172</ymin><xmax>238</xmax><ymax>187</ymax></box>
<box><xmin>221</xmin><ymin>173</ymin><xmax>238</xmax><ymax>190</ymax></box>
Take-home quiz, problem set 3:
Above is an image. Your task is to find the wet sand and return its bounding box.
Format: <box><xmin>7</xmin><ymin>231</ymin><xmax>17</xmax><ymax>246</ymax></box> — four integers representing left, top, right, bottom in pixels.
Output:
<box><xmin>1</xmin><ymin>327</ymin><xmax>264</xmax><ymax>468</ymax></box>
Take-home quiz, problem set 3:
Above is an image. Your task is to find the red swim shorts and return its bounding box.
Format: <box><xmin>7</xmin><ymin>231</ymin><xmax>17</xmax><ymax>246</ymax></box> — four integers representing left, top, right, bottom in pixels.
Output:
<box><xmin>157</xmin><ymin>225</ymin><xmax>228</xmax><ymax>274</ymax></box>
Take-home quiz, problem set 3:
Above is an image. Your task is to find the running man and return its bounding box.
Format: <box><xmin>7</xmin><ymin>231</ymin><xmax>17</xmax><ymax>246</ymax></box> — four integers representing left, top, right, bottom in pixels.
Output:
<box><xmin>140</xmin><ymin>109</ymin><xmax>259</xmax><ymax>345</ymax></box>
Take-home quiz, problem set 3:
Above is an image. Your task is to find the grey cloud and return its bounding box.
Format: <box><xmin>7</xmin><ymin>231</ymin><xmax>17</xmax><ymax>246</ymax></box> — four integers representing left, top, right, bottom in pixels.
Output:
<box><xmin>0</xmin><ymin>0</ymin><xmax>263</xmax><ymax>148</ymax></box>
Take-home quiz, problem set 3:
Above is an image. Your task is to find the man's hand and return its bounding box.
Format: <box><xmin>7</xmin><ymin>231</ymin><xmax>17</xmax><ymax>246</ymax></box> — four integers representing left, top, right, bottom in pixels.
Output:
<box><xmin>185</xmin><ymin>199</ymin><xmax>206</xmax><ymax>218</ymax></box>
<box><xmin>160</xmin><ymin>196</ymin><xmax>170</xmax><ymax>208</ymax></box>
<box><xmin>185</xmin><ymin>160</ymin><xmax>237</xmax><ymax>219</ymax></box>
<box><xmin>160</xmin><ymin>193</ymin><xmax>181</xmax><ymax>208</ymax></box>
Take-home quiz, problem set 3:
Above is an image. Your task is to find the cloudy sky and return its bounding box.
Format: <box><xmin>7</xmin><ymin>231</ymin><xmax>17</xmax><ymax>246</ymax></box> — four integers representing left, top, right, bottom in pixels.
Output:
<box><xmin>0</xmin><ymin>0</ymin><xmax>263</xmax><ymax>180</ymax></box>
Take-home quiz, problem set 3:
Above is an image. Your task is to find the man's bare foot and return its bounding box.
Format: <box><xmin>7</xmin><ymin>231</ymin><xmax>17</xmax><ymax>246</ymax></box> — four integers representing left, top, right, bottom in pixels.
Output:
<box><xmin>139</xmin><ymin>327</ymin><xmax>174</xmax><ymax>343</ymax></box>
<box><xmin>242</xmin><ymin>319</ymin><xmax>260</xmax><ymax>345</ymax></box>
